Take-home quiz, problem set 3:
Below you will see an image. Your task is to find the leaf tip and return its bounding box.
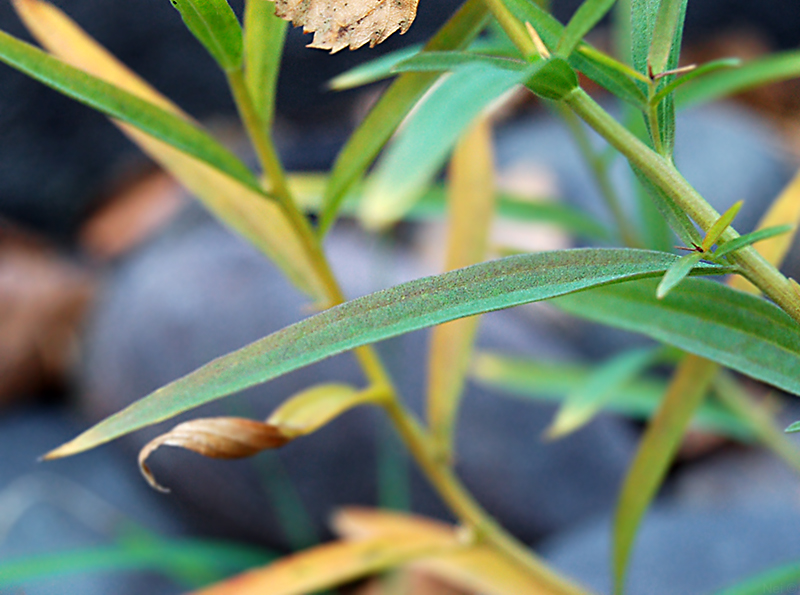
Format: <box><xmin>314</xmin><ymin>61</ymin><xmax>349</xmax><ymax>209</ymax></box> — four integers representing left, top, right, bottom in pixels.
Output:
<box><xmin>785</xmin><ymin>420</ymin><xmax>800</xmax><ymax>433</ymax></box>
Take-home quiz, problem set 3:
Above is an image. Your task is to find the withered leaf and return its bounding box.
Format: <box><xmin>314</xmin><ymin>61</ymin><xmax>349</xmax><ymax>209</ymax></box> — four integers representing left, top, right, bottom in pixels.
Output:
<box><xmin>138</xmin><ymin>384</ymin><xmax>379</xmax><ymax>492</ymax></box>
<box><xmin>139</xmin><ymin>417</ymin><xmax>290</xmax><ymax>492</ymax></box>
<box><xmin>268</xmin><ymin>0</ymin><xmax>420</xmax><ymax>53</ymax></box>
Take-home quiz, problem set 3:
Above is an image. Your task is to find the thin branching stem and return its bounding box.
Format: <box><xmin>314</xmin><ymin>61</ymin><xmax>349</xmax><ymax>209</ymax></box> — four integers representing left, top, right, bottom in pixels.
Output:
<box><xmin>229</xmin><ymin>56</ymin><xmax>590</xmax><ymax>595</ymax></box>
<box><xmin>563</xmin><ymin>88</ymin><xmax>800</xmax><ymax>324</ymax></box>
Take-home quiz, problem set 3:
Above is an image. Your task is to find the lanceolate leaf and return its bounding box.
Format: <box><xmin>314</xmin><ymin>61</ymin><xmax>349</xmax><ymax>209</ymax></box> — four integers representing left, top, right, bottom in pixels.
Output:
<box><xmin>0</xmin><ymin>539</ymin><xmax>275</xmax><ymax>587</ymax></box>
<box><xmin>319</xmin><ymin>0</ymin><xmax>489</xmax><ymax>235</ymax></box>
<box><xmin>612</xmin><ymin>355</ymin><xmax>717</xmax><ymax>595</ymax></box>
<box><xmin>359</xmin><ymin>62</ymin><xmax>521</xmax><ymax>229</ymax></box>
<box><xmin>702</xmin><ymin>200</ymin><xmax>742</xmax><ymax>251</ymax></box>
<box><xmin>651</xmin><ymin>57</ymin><xmax>740</xmax><ymax>104</ymax></box>
<box><xmin>546</xmin><ymin>347</ymin><xmax>659</xmax><ymax>439</ymax></box>
<box><xmin>712</xmin><ymin>560</ymin><xmax>800</xmax><ymax>595</ymax></box>
<box><xmin>44</xmin><ymin>249</ymin><xmax>728</xmax><ymax>458</ymax></box>
<box><xmin>244</xmin><ymin>0</ymin><xmax>287</xmax><ymax>125</ymax></box>
<box><xmin>168</xmin><ymin>0</ymin><xmax>243</xmax><ymax>72</ymax></box>
<box><xmin>647</xmin><ymin>0</ymin><xmax>684</xmax><ymax>75</ymax></box>
<box><xmin>655</xmin><ymin>251</ymin><xmax>703</xmax><ymax>299</ymax></box>
<box><xmin>392</xmin><ymin>50</ymin><xmax>526</xmax><ymax>73</ymax></box>
<box><xmin>471</xmin><ymin>353</ymin><xmax>754</xmax><ymax>440</ymax></box>
<box><xmin>730</xmin><ymin>169</ymin><xmax>800</xmax><ymax>294</ymax></box>
<box><xmin>428</xmin><ymin>117</ymin><xmax>495</xmax><ymax>461</ymax></box>
<box><xmin>333</xmin><ymin>508</ymin><xmax>581</xmax><ymax>595</ymax></box>
<box><xmin>0</xmin><ymin>26</ymin><xmax>258</xmax><ymax>192</ymax></box>
<box><xmin>557</xmin><ymin>0</ymin><xmax>616</xmax><ymax>59</ymax></box>
<box><xmin>192</xmin><ymin>531</ymin><xmax>458</xmax><ymax>595</ymax></box>
<box><xmin>713</xmin><ymin>225</ymin><xmax>793</xmax><ymax>261</ymax></box>
<box><xmin>553</xmin><ymin>277</ymin><xmax>800</xmax><ymax>396</ymax></box>
<box><xmin>676</xmin><ymin>49</ymin><xmax>800</xmax><ymax>110</ymax></box>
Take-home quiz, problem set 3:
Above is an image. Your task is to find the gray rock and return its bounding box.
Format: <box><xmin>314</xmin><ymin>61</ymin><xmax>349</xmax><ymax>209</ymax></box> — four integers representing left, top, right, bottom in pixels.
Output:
<box><xmin>541</xmin><ymin>503</ymin><xmax>800</xmax><ymax>595</ymax></box>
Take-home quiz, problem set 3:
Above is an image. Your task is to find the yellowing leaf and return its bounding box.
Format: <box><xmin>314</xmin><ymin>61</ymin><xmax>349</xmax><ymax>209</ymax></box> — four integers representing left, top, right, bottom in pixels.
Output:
<box><xmin>15</xmin><ymin>0</ymin><xmax>329</xmax><ymax>302</ymax></box>
<box><xmin>269</xmin><ymin>0</ymin><xmax>419</xmax><ymax>53</ymax></box>
<box><xmin>267</xmin><ymin>383</ymin><xmax>387</xmax><ymax>436</ymax></box>
<box><xmin>730</xmin><ymin>169</ymin><xmax>800</xmax><ymax>293</ymax></box>
<box><xmin>333</xmin><ymin>508</ymin><xmax>584</xmax><ymax>595</ymax></box>
<box><xmin>139</xmin><ymin>417</ymin><xmax>290</xmax><ymax>492</ymax></box>
<box><xmin>190</xmin><ymin>532</ymin><xmax>458</xmax><ymax>595</ymax></box>
<box><xmin>427</xmin><ymin>116</ymin><xmax>495</xmax><ymax>461</ymax></box>
<box><xmin>135</xmin><ymin>383</ymin><xmax>381</xmax><ymax>491</ymax></box>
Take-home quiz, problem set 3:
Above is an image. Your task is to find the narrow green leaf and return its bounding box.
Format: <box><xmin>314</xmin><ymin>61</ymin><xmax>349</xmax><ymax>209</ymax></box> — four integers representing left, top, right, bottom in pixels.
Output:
<box><xmin>630</xmin><ymin>0</ymin><xmax>657</xmax><ymax>79</ymax></box>
<box><xmin>676</xmin><ymin>50</ymin><xmax>800</xmax><ymax>109</ymax></box>
<box><xmin>553</xmin><ymin>277</ymin><xmax>800</xmax><ymax>396</ymax></box>
<box><xmin>557</xmin><ymin>0</ymin><xmax>616</xmax><ymax>59</ymax></box>
<box><xmin>647</xmin><ymin>0</ymin><xmax>683</xmax><ymax>75</ymax></box>
<box><xmin>319</xmin><ymin>0</ymin><xmax>490</xmax><ymax>236</ymax></box>
<box><xmin>472</xmin><ymin>352</ymin><xmax>754</xmax><ymax>440</ymax></box>
<box><xmin>786</xmin><ymin>421</ymin><xmax>800</xmax><ymax>434</ymax></box>
<box><xmin>632</xmin><ymin>0</ymin><xmax>687</xmax><ymax>154</ymax></box>
<box><xmin>0</xmin><ymin>29</ymin><xmax>259</xmax><ymax>192</ymax></box>
<box><xmin>0</xmin><ymin>539</ymin><xmax>274</xmax><ymax>586</ymax></box>
<box><xmin>546</xmin><ymin>347</ymin><xmax>659</xmax><ymax>439</ymax></box>
<box><xmin>713</xmin><ymin>560</ymin><xmax>800</xmax><ymax>595</ymax></box>
<box><xmin>524</xmin><ymin>56</ymin><xmax>580</xmax><ymax>100</ymax></box>
<box><xmin>651</xmin><ymin>57</ymin><xmax>740</xmax><ymax>105</ymax></box>
<box><xmin>491</xmin><ymin>195</ymin><xmax>612</xmax><ymax>240</ymax></box>
<box><xmin>329</xmin><ymin>45</ymin><xmax>422</xmax><ymax>90</ymax></box>
<box><xmin>714</xmin><ymin>225</ymin><xmax>793</xmax><ymax>260</ymax></box>
<box><xmin>169</xmin><ymin>0</ymin><xmax>243</xmax><ymax>72</ymax></box>
<box><xmin>45</xmin><ymin>249</ymin><xmax>728</xmax><ymax>458</ymax></box>
<box><xmin>612</xmin><ymin>355</ymin><xmax>718</xmax><ymax>595</ymax></box>
<box><xmin>656</xmin><ymin>251</ymin><xmax>703</xmax><ymax>298</ymax></box>
<box><xmin>702</xmin><ymin>200</ymin><xmax>743</xmax><ymax>251</ymax></box>
<box><xmin>392</xmin><ymin>51</ymin><xmax>526</xmax><ymax>74</ymax></box>
<box><xmin>359</xmin><ymin>63</ymin><xmax>522</xmax><ymax>229</ymax></box>
<box><xmin>328</xmin><ymin>39</ymin><xmax>518</xmax><ymax>91</ymax></box>
<box><xmin>291</xmin><ymin>177</ymin><xmax>612</xmax><ymax>240</ymax></box>
<box><xmin>244</xmin><ymin>0</ymin><xmax>287</xmax><ymax>125</ymax></box>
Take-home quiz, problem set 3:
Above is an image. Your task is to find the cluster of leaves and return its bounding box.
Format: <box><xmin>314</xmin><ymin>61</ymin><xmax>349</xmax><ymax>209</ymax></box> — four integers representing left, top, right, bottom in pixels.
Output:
<box><xmin>2</xmin><ymin>0</ymin><xmax>800</xmax><ymax>594</ymax></box>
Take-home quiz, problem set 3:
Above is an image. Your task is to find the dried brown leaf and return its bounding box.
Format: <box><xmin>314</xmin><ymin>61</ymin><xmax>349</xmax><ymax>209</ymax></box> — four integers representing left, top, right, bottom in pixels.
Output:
<box><xmin>138</xmin><ymin>417</ymin><xmax>289</xmax><ymax>492</ymax></box>
<box><xmin>269</xmin><ymin>0</ymin><xmax>419</xmax><ymax>53</ymax></box>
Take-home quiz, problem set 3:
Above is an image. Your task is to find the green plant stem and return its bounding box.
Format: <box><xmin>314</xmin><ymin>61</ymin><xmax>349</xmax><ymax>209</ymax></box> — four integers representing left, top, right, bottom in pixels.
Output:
<box><xmin>562</xmin><ymin>88</ymin><xmax>800</xmax><ymax>325</ymax></box>
<box><xmin>382</xmin><ymin>398</ymin><xmax>590</xmax><ymax>595</ymax></box>
<box><xmin>230</xmin><ymin>57</ymin><xmax>588</xmax><ymax>594</ymax></box>
<box><xmin>557</xmin><ymin>104</ymin><xmax>641</xmax><ymax>247</ymax></box>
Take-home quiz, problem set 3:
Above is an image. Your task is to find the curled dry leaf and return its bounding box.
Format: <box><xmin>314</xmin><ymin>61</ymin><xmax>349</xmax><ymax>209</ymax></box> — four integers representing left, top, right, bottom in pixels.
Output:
<box><xmin>138</xmin><ymin>383</ymin><xmax>380</xmax><ymax>491</ymax></box>
<box><xmin>268</xmin><ymin>0</ymin><xmax>420</xmax><ymax>53</ymax></box>
<box><xmin>139</xmin><ymin>417</ymin><xmax>289</xmax><ymax>492</ymax></box>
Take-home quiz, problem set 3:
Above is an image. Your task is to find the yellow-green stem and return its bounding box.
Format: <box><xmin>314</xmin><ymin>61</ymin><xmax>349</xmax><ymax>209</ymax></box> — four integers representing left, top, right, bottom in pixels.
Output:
<box><xmin>382</xmin><ymin>398</ymin><xmax>591</xmax><ymax>595</ymax></box>
<box><xmin>230</xmin><ymin>56</ymin><xmax>588</xmax><ymax>594</ymax></box>
<box><xmin>563</xmin><ymin>88</ymin><xmax>800</xmax><ymax>325</ymax></box>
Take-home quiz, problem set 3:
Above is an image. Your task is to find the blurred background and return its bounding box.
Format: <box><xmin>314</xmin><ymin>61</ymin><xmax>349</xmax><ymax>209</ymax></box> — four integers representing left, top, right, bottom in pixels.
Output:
<box><xmin>1</xmin><ymin>1</ymin><xmax>800</xmax><ymax>593</ymax></box>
